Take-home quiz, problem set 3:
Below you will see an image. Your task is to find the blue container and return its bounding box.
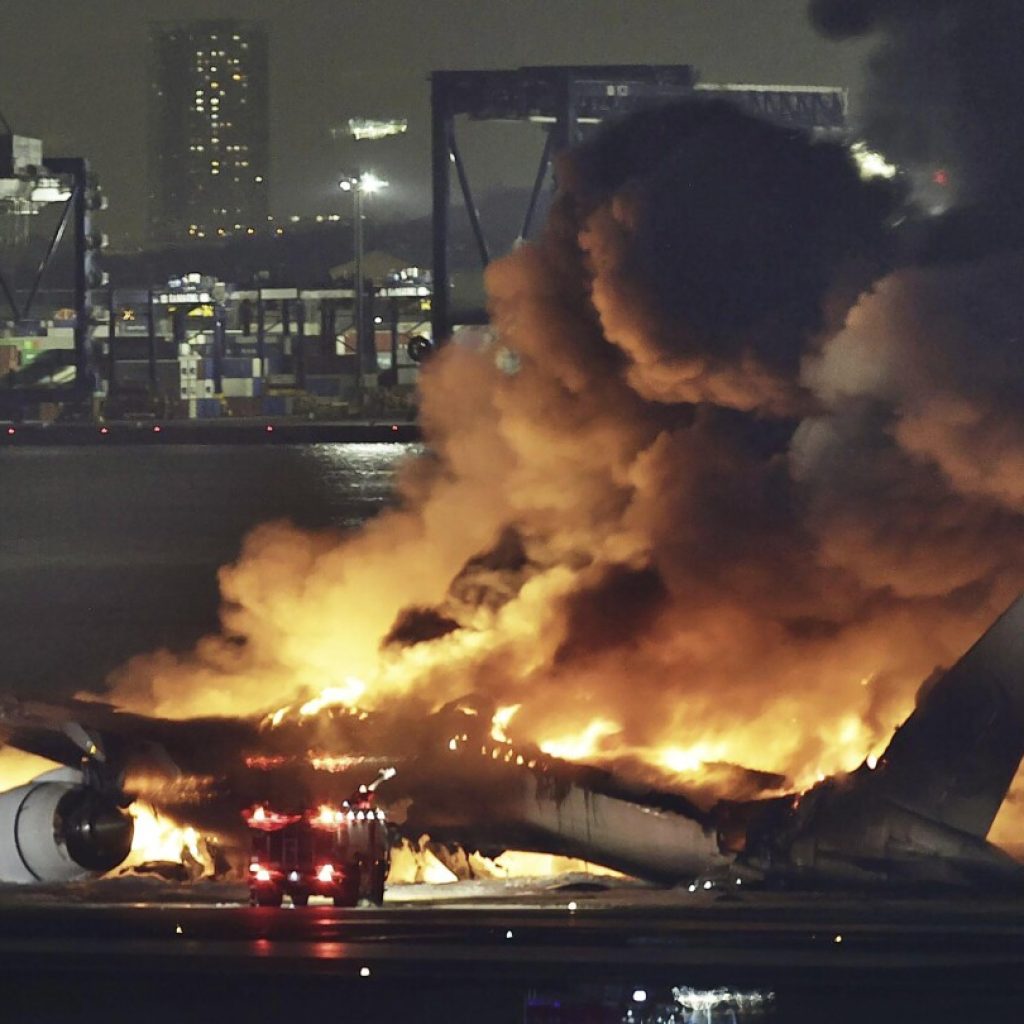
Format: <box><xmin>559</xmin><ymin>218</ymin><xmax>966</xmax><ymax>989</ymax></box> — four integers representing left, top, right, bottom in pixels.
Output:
<box><xmin>196</xmin><ymin>398</ymin><xmax>221</xmax><ymax>418</ymax></box>
<box><xmin>262</xmin><ymin>395</ymin><xmax>292</xmax><ymax>416</ymax></box>
<box><xmin>222</xmin><ymin>356</ymin><xmax>256</xmax><ymax>378</ymax></box>
<box><xmin>306</xmin><ymin>375</ymin><xmax>341</xmax><ymax>397</ymax></box>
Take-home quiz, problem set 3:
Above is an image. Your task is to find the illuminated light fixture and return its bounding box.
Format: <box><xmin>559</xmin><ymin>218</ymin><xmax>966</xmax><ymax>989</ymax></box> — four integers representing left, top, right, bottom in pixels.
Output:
<box><xmin>317</xmin><ymin>864</ymin><xmax>335</xmax><ymax>883</ymax></box>
<box><xmin>338</xmin><ymin>171</ymin><xmax>389</xmax><ymax>194</ymax></box>
<box><xmin>6</xmin><ymin>427</ymin><xmax>15</xmax><ymax>436</ymax></box>
<box><xmin>850</xmin><ymin>141</ymin><xmax>898</xmax><ymax>181</ymax></box>
<box><xmin>346</xmin><ymin>118</ymin><xmax>408</xmax><ymax>141</ymax></box>
<box><xmin>99</xmin><ymin>427</ymin><xmax>109</xmax><ymax>436</ymax></box>
<box><xmin>632</xmin><ymin>990</ymin><xmax>648</xmax><ymax>1004</ymax></box>
<box><xmin>255</xmin><ymin>867</ymin><xmax>271</xmax><ymax>882</ymax></box>
<box><xmin>359</xmin><ymin>171</ymin><xmax>388</xmax><ymax>194</ymax></box>
<box><xmin>152</xmin><ymin>425</ymin><xmax>162</xmax><ymax>433</ymax></box>
<box><xmin>359</xmin><ymin>967</ymin><xmax>371</xmax><ymax>978</ymax></box>
<box><xmin>29</xmin><ymin>182</ymin><xmax>73</xmax><ymax>203</ymax></box>
<box><xmin>265</xmin><ymin>424</ymin><xmax>274</xmax><ymax>432</ymax></box>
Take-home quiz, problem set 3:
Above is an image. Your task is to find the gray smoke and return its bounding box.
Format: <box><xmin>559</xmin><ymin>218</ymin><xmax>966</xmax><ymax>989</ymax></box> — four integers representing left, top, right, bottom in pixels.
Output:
<box><xmin>810</xmin><ymin>0</ymin><xmax>1024</xmax><ymax>223</ymax></box>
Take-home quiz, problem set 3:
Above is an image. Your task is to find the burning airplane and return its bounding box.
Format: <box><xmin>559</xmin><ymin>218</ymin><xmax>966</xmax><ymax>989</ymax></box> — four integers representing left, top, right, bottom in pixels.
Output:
<box><xmin>0</xmin><ymin>587</ymin><xmax>1022</xmax><ymax>889</ymax></box>
<box><xmin>4</xmin><ymin>20</ymin><xmax>1024</xmax><ymax>890</ymax></box>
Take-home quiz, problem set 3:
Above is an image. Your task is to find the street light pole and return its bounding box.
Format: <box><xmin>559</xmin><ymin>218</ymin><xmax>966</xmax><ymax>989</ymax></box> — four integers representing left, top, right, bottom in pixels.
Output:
<box><xmin>352</xmin><ymin>180</ymin><xmax>366</xmax><ymax>373</ymax></box>
<box><xmin>340</xmin><ymin>171</ymin><xmax>387</xmax><ymax>378</ymax></box>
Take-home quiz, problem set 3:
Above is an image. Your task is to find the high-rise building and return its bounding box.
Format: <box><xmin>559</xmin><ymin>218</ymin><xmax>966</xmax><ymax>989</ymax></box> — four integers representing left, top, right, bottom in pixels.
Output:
<box><xmin>148</xmin><ymin>20</ymin><xmax>269</xmax><ymax>244</ymax></box>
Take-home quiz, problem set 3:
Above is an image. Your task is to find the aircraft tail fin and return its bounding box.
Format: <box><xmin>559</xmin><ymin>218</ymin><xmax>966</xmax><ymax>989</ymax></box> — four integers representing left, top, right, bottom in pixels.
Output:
<box><xmin>876</xmin><ymin>593</ymin><xmax>1024</xmax><ymax>839</ymax></box>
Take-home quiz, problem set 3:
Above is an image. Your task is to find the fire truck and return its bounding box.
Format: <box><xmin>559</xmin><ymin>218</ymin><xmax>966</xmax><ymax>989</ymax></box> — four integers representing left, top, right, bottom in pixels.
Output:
<box><xmin>243</xmin><ymin>793</ymin><xmax>390</xmax><ymax>908</ymax></box>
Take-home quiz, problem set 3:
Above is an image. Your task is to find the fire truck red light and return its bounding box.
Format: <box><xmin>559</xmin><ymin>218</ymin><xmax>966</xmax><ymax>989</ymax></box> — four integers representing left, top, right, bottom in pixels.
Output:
<box><xmin>316</xmin><ymin>864</ymin><xmax>335</xmax><ymax>882</ymax></box>
<box><xmin>255</xmin><ymin>867</ymin><xmax>271</xmax><ymax>882</ymax></box>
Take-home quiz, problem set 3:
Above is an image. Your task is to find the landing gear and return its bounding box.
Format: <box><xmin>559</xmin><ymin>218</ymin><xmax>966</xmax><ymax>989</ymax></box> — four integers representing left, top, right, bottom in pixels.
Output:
<box><xmin>366</xmin><ymin>859</ymin><xmax>387</xmax><ymax>906</ymax></box>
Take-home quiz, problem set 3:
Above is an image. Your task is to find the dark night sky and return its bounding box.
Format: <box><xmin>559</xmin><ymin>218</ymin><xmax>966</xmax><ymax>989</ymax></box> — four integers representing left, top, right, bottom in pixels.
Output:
<box><xmin>0</xmin><ymin>0</ymin><xmax>870</xmax><ymax>247</ymax></box>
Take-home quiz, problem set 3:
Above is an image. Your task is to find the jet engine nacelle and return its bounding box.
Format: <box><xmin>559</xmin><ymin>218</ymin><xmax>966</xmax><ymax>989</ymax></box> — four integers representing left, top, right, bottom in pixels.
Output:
<box><xmin>0</xmin><ymin>768</ymin><xmax>133</xmax><ymax>883</ymax></box>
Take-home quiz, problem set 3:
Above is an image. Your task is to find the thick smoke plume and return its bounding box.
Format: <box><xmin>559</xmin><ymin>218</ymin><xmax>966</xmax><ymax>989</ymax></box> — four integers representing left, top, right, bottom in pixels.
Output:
<box><xmin>108</xmin><ymin>94</ymin><xmax>1024</xmax><ymax>818</ymax></box>
<box><xmin>810</xmin><ymin>0</ymin><xmax>1024</xmax><ymax>224</ymax></box>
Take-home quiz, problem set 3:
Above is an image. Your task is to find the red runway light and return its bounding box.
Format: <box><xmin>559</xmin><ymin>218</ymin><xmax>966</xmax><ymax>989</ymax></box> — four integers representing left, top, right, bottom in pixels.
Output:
<box><xmin>265</xmin><ymin>424</ymin><xmax>274</xmax><ymax>432</ymax></box>
<box><xmin>6</xmin><ymin>427</ymin><xmax>14</xmax><ymax>436</ymax></box>
<box><xmin>99</xmin><ymin>427</ymin><xmax>109</xmax><ymax>435</ymax></box>
<box><xmin>152</xmin><ymin>425</ymin><xmax>162</xmax><ymax>433</ymax></box>
<box><xmin>391</xmin><ymin>424</ymin><xmax>398</xmax><ymax>432</ymax></box>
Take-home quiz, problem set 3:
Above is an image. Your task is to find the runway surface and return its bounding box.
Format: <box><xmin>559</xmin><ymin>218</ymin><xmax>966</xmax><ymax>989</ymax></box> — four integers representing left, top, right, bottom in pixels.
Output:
<box><xmin>0</xmin><ymin>878</ymin><xmax>1023</xmax><ymax>1022</ymax></box>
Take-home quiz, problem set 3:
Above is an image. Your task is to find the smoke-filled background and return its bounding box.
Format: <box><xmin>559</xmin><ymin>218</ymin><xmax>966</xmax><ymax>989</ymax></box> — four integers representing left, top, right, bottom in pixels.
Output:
<box><xmin>104</xmin><ymin>1</ymin><xmax>1024</xmax><ymax>840</ymax></box>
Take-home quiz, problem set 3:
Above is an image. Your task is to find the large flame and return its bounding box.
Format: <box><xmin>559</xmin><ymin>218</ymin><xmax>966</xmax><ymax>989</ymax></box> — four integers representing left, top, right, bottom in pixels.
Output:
<box><xmin>100</xmin><ymin>105</ymin><xmax>1024</xmax><ymax>849</ymax></box>
<box><xmin>121</xmin><ymin>802</ymin><xmax>212</xmax><ymax>875</ymax></box>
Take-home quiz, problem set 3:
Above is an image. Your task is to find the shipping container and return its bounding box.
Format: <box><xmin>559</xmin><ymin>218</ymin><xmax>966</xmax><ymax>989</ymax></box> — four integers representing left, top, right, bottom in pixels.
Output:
<box><xmin>306</xmin><ymin>375</ymin><xmax>343</xmax><ymax>397</ymax></box>
<box><xmin>195</xmin><ymin>398</ymin><xmax>222</xmax><ymax>418</ymax></box>
<box><xmin>261</xmin><ymin>395</ymin><xmax>294</xmax><ymax>416</ymax></box>
<box><xmin>222</xmin><ymin>356</ymin><xmax>262</xmax><ymax>378</ymax></box>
